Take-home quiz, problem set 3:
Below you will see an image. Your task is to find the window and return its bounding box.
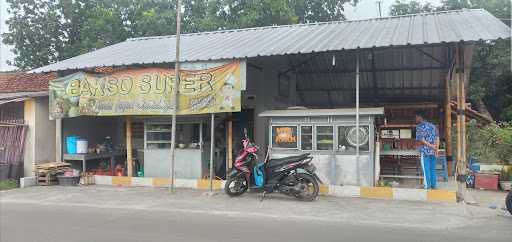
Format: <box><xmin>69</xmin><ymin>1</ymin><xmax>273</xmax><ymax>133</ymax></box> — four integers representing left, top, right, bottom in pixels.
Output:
<box><xmin>300</xmin><ymin>126</ymin><xmax>313</xmax><ymax>150</ymax></box>
<box><xmin>145</xmin><ymin>123</ymin><xmax>201</xmax><ymax>149</ymax></box>
<box><xmin>146</xmin><ymin>124</ymin><xmax>172</xmax><ymax>149</ymax></box>
<box><xmin>338</xmin><ymin>126</ymin><xmax>369</xmax><ymax>153</ymax></box>
<box><xmin>316</xmin><ymin>126</ymin><xmax>333</xmax><ymax>150</ymax></box>
<box><xmin>271</xmin><ymin>126</ymin><xmax>298</xmax><ymax>148</ymax></box>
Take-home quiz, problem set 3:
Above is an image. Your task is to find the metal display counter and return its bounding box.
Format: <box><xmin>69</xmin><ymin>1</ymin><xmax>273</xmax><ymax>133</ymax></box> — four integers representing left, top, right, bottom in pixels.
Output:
<box><xmin>259</xmin><ymin>107</ymin><xmax>384</xmax><ymax>186</ymax></box>
<box><xmin>142</xmin><ymin>120</ymin><xmax>208</xmax><ymax>179</ymax></box>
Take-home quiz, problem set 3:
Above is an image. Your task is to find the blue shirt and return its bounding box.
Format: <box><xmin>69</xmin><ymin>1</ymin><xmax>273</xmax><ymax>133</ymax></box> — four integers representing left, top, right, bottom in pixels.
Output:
<box><xmin>416</xmin><ymin>121</ymin><xmax>437</xmax><ymax>156</ymax></box>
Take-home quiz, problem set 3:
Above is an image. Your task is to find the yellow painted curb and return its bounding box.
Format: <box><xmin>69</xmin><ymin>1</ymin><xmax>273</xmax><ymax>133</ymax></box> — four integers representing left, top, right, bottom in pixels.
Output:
<box><xmin>427</xmin><ymin>190</ymin><xmax>456</xmax><ymax>203</ymax></box>
<box><xmin>197</xmin><ymin>179</ymin><xmax>221</xmax><ymax>190</ymax></box>
<box><xmin>112</xmin><ymin>176</ymin><xmax>132</xmax><ymax>186</ymax></box>
<box><xmin>360</xmin><ymin>187</ymin><xmax>393</xmax><ymax>199</ymax></box>
<box><xmin>319</xmin><ymin>184</ymin><xmax>329</xmax><ymax>195</ymax></box>
<box><xmin>152</xmin><ymin>178</ymin><xmax>172</xmax><ymax>187</ymax></box>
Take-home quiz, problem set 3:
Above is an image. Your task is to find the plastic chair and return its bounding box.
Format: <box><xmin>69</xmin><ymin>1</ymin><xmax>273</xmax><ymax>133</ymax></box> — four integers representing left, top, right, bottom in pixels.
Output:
<box><xmin>436</xmin><ymin>156</ymin><xmax>449</xmax><ymax>182</ymax></box>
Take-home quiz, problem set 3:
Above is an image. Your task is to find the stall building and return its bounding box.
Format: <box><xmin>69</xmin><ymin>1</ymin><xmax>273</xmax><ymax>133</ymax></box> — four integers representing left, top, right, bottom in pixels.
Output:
<box><xmin>0</xmin><ymin>72</ymin><xmax>57</xmax><ymax>179</ymax></box>
<box><xmin>31</xmin><ymin>9</ymin><xmax>511</xmax><ymax>192</ymax></box>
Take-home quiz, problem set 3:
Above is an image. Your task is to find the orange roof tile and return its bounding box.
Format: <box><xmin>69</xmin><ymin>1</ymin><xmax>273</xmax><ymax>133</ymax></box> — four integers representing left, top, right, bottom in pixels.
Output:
<box><xmin>0</xmin><ymin>72</ymin><xmax>56</xmax><ymax>93</ymax></box>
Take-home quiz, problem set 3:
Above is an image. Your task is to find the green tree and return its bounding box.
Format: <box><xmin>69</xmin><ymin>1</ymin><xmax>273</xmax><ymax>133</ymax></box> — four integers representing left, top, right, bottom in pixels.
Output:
<box><xmin>2</xmin><ymin>0</ymin><xmax>64</xmax><ymax>69</ymax></box>
<box><xmin>389</xmin><ymin>0</ymin><xmax>434</xmax><ymax>16</ymax></box>
<box><xmin>389</xmin><ymin>0</ymin><xmax>512</xmax><ymax>121</ymax></box>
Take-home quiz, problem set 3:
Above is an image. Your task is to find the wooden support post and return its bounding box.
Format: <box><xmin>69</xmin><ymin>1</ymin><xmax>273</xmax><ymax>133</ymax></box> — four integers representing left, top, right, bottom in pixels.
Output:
<box><xmin>444</xmin><ymin>74</ymin><xmax>453</xmax><ymax>175</ymax></box>
<box><xmin>227</xmin><ymin>116</ymin><xmax>233</xmax><ymax>170</ymax></box>
<box><xmin>460</xmin><ymin>53</ymin><xmax>467</xmax><ymax>174</ymax></box>
<box><xmin>126</xmin><ymin>116</ymin><xmax>133</xmax><ymax>177</ymax></box>
<box><xmin>56</xmin><ymin>118</ymin><xmax>62</xmax><ymax>162</ymax></box>
<box><xmin>455</xmin><ymin>45</ymin><xmax>466</xmax><ymax>201</ymax></box>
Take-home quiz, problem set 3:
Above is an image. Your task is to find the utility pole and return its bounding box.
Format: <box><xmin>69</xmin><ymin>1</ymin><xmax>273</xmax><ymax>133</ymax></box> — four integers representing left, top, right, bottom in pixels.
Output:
<box><xmin>169</xmin><ymin>0</ymin><xmax>181</xmax><ymax>192</ymax></box>
<box><xmin>377</xmin><ymin>0</ymin><xmax>383</xmax><ymax>18</ymax></box>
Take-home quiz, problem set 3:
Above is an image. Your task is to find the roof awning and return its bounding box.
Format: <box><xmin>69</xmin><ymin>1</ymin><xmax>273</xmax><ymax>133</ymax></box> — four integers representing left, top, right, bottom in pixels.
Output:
<box><xmin>0</xmin><ymin>97</ymin><xmax>30</xmax><ymax>105</ymax></box>
<box><xmin>31</xmin><ymin>9</ymin><xmax>511</xmax><ymax>73</ymax></box>
<box><xmin>259</xmin><ymin>107</ymin><xmax>385</xmax><ymax>117</ymax></box>
<box><xmin>0</xmin><ymin>91</ymin><xmax>48</xmax><ymax>105</ymax></box>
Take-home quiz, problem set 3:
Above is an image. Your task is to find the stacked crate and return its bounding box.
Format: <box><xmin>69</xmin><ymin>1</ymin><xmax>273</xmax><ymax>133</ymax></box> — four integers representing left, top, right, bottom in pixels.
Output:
<box><xmin>35</xmin><ymin>162</ymin><xmax>71</xmax><ymax>186</ymax></box>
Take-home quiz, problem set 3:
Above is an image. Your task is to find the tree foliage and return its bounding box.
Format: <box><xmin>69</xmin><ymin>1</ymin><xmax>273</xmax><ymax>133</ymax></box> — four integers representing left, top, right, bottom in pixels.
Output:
<box><xmin>2</xmin><ymin>0</ymin><xmax>356</xmax><ymax>70</ymax></box>
<box><xmin>390</xmin><ymin>0</ymin><xmax>512</xmax><ymax>121</ymax></box>
<box><xmin>389</xmin><ymin>0</ymin><xmax>434</xmax><ymax>16</ymax></box>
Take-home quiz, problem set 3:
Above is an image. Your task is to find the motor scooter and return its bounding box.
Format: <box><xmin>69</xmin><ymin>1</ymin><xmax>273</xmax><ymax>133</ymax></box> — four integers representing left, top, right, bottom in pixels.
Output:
<box><xmin>224</xmin><ymin>130</ymin><xmax>321</xmax><ymax>201</ymax></box>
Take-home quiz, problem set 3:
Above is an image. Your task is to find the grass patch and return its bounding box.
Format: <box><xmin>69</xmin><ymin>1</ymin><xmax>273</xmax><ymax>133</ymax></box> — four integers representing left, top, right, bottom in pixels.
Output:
<box><xmin>0</xmin><ymin>179</ymin><xmax>18</xmax><ymax>191</ymax></box>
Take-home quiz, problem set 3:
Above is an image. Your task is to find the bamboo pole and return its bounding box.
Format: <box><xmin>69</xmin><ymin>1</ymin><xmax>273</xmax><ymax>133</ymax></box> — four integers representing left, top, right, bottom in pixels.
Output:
<box><xmin>455</xmin><ymin>45</ymin><xmax>466</xmax><ymax>201</ymax></box>
<box><xmin>169</xmin><ymin>0</ymin><xmax>182</xmax><ymax>191</ymax></box>
<box><xmin>460</xmin><ymin>45</ymin><xmax>467</xmax><ymax>184</ymax></box>
<box><xmin>444</xmin><ymin>72</ymin><xmax>453</xmax><ymax>175</ymax></box>
<box><xmin>126</xmin><ymin>116</ymin><xmax>133</xmax><ymax>177</ymax></box>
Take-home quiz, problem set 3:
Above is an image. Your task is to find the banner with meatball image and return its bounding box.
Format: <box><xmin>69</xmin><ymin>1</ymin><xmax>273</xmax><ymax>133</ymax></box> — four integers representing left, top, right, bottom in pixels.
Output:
<box><xmin>49</xmin><ymin>61</ymin><xmax>241</xmax><ymax>119</ymax></box>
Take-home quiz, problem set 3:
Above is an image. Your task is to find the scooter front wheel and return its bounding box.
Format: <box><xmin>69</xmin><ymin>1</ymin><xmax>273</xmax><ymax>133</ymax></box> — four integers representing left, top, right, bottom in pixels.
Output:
<box><xmin>225</xmin><ymin>175</ymin><xmax>248</xmax><ymax>197</ymax></box>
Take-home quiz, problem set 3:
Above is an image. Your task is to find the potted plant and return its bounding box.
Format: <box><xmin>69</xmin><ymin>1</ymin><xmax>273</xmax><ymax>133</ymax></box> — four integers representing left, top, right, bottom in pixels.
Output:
<box><xmin>499</xmin><ymin>169</ymin><xmax>512</xmax><ymax>191</ymax></box>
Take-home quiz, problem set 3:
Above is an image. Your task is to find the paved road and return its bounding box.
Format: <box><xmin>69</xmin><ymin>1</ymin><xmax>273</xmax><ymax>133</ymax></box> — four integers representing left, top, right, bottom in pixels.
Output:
<box><xmin>1</xmin><ymin>186</ymin><xmax>510</xmax><ymax>242</ymax></box>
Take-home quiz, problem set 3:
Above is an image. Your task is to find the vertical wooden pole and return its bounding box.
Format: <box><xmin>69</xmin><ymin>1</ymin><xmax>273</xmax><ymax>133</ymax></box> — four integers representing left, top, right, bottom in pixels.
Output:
<box><xmin>455</xmin><ymin>45</ymin><xmax>466</xmax><ymax>201</ymax></box>
<box><xmin>227</xmin><ymin>117</ymin><xmax>233</xmax><ymax>170</ymax></box>
<box><xmin>56</xmin><ymin>118</ymin><xmax>62</xmax><ymax>162</ymax></box>
<box><xmin>126</xmin><ymin>116</ymin><xmax>133</xmax><ymax>177</ymax></box>
<box><xmin>444</xmin><ymin>73</ymin><xmax>452</xmax><ymax>175</ymax></box>
<box><xmin>460</xmin><ymin>46</ymin><xmax>467</xmax><ymax>176</ymax></box>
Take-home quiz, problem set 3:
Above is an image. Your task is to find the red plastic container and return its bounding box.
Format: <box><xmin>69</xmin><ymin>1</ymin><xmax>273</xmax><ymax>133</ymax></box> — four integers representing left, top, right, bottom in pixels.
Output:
<box><xmin>475</xmin><ymin>173</ymin><xmax>499</xmax><ymax>190</ymax></box>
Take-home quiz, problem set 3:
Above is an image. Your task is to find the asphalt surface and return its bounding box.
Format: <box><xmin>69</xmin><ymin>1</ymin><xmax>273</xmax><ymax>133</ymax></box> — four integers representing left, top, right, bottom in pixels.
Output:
<box><xmin>1</xmin><ymin>186</ymin><xmax>511</xmax><ymax>242</ymax></box>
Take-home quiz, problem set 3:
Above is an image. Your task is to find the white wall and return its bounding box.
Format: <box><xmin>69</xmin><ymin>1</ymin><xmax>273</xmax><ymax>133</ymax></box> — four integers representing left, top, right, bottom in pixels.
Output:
<box><xmin>23</xmin><ymin>97</ymin><xmax>56</xmax><ymax>176</ymax></box>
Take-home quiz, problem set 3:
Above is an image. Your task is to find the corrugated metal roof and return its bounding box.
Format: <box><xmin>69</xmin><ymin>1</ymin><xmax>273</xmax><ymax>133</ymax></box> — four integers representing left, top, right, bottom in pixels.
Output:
<box><xmin>292</xmin><ymin>46</ymin><xmax>451</xmax><ymax>106</ymax></box>
<box><xmin>259</xmin><ymin>107</ymin><xmax>385</xmax><ymax>117</ymax></box>
<box><xmin>32</xmin><ymin>9</ymin><xmax>510</xmax><ymax>73</ymax></box>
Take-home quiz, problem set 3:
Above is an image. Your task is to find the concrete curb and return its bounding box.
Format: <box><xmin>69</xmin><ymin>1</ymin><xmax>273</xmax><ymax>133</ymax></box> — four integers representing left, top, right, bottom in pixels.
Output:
<box><xmin>20</xmin><ymin>177</ymin><xmax>37</xmax><ymax>188</ymax></box>
<box><xmin>90</xmin><ymin>175</ymin><xmax>457</xmax><ymax>203</ymax></box>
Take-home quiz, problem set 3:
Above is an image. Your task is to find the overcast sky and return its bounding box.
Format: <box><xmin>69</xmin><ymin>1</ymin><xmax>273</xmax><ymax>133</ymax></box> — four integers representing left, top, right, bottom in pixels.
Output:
<box><xmin>0</xmin><ymin>0</ymin><xmax>442</xmax><ymax>72</ymax></box>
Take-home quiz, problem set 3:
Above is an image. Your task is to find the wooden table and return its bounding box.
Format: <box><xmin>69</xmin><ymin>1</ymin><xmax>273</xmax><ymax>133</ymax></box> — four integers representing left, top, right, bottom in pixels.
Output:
<box><xmin>63</xmin><ymin>152</ymin><xmax>124</xmax><ymax>174</ymax></box>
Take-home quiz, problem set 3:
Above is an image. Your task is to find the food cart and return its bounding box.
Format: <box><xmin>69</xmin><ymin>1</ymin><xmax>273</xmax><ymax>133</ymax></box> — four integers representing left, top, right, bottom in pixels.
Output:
<box><xmin>259</xmin><ymin>107</ymin><xmax>384</xmax><ymax>186</ymax></box>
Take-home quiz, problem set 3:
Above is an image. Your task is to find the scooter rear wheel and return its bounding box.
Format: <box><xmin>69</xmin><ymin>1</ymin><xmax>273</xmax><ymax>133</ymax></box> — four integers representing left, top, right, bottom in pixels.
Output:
<box><xmin>294</xmin><ymin>173</ymin><xmax>319</xmax><ymax>202</ymax></box>
<box><xmin>225</xmin><ymin>175</ymin><xmax>248</xmax><ymax>197</ymax></box>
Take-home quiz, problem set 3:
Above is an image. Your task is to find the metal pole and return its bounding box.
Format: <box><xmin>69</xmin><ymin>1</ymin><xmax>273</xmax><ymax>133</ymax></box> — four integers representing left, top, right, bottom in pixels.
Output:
<box><xmin>210</xmin><ymin>113</ymin><xmax>215</xmax><ymax>192</ymax></box>
<box><xmin>169</xmin><ymin>0</ymin><xmax>181</xmax><ymax>192</ymax></box>
<box><xmin>356</xmin><ymin>54</ymin><xmax>360</xmax><ymax>158</ymax></box>
<box><xmin>56</xmin><ymin>118</ymin><xmax>62</xmax><ymax>162</ymax></box>
<box><xmin>377</xmin><ymin>0</ymin><xmax>382</xmax><ymax>18</ymax></box>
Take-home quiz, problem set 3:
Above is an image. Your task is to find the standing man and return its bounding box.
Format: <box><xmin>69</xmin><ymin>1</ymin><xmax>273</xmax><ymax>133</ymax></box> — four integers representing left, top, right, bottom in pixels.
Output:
<box><xmin>415</xmin><ymin>111</ymin><xmax>439</xmax><ymax>189</ymax></box>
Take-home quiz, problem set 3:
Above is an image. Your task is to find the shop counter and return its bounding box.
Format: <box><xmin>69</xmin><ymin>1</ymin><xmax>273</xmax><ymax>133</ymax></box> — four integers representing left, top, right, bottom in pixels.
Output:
<box><xmin>144</xmin><ymin>148</ymin><xmax>204</xmax><ymax>179</ymax></box>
